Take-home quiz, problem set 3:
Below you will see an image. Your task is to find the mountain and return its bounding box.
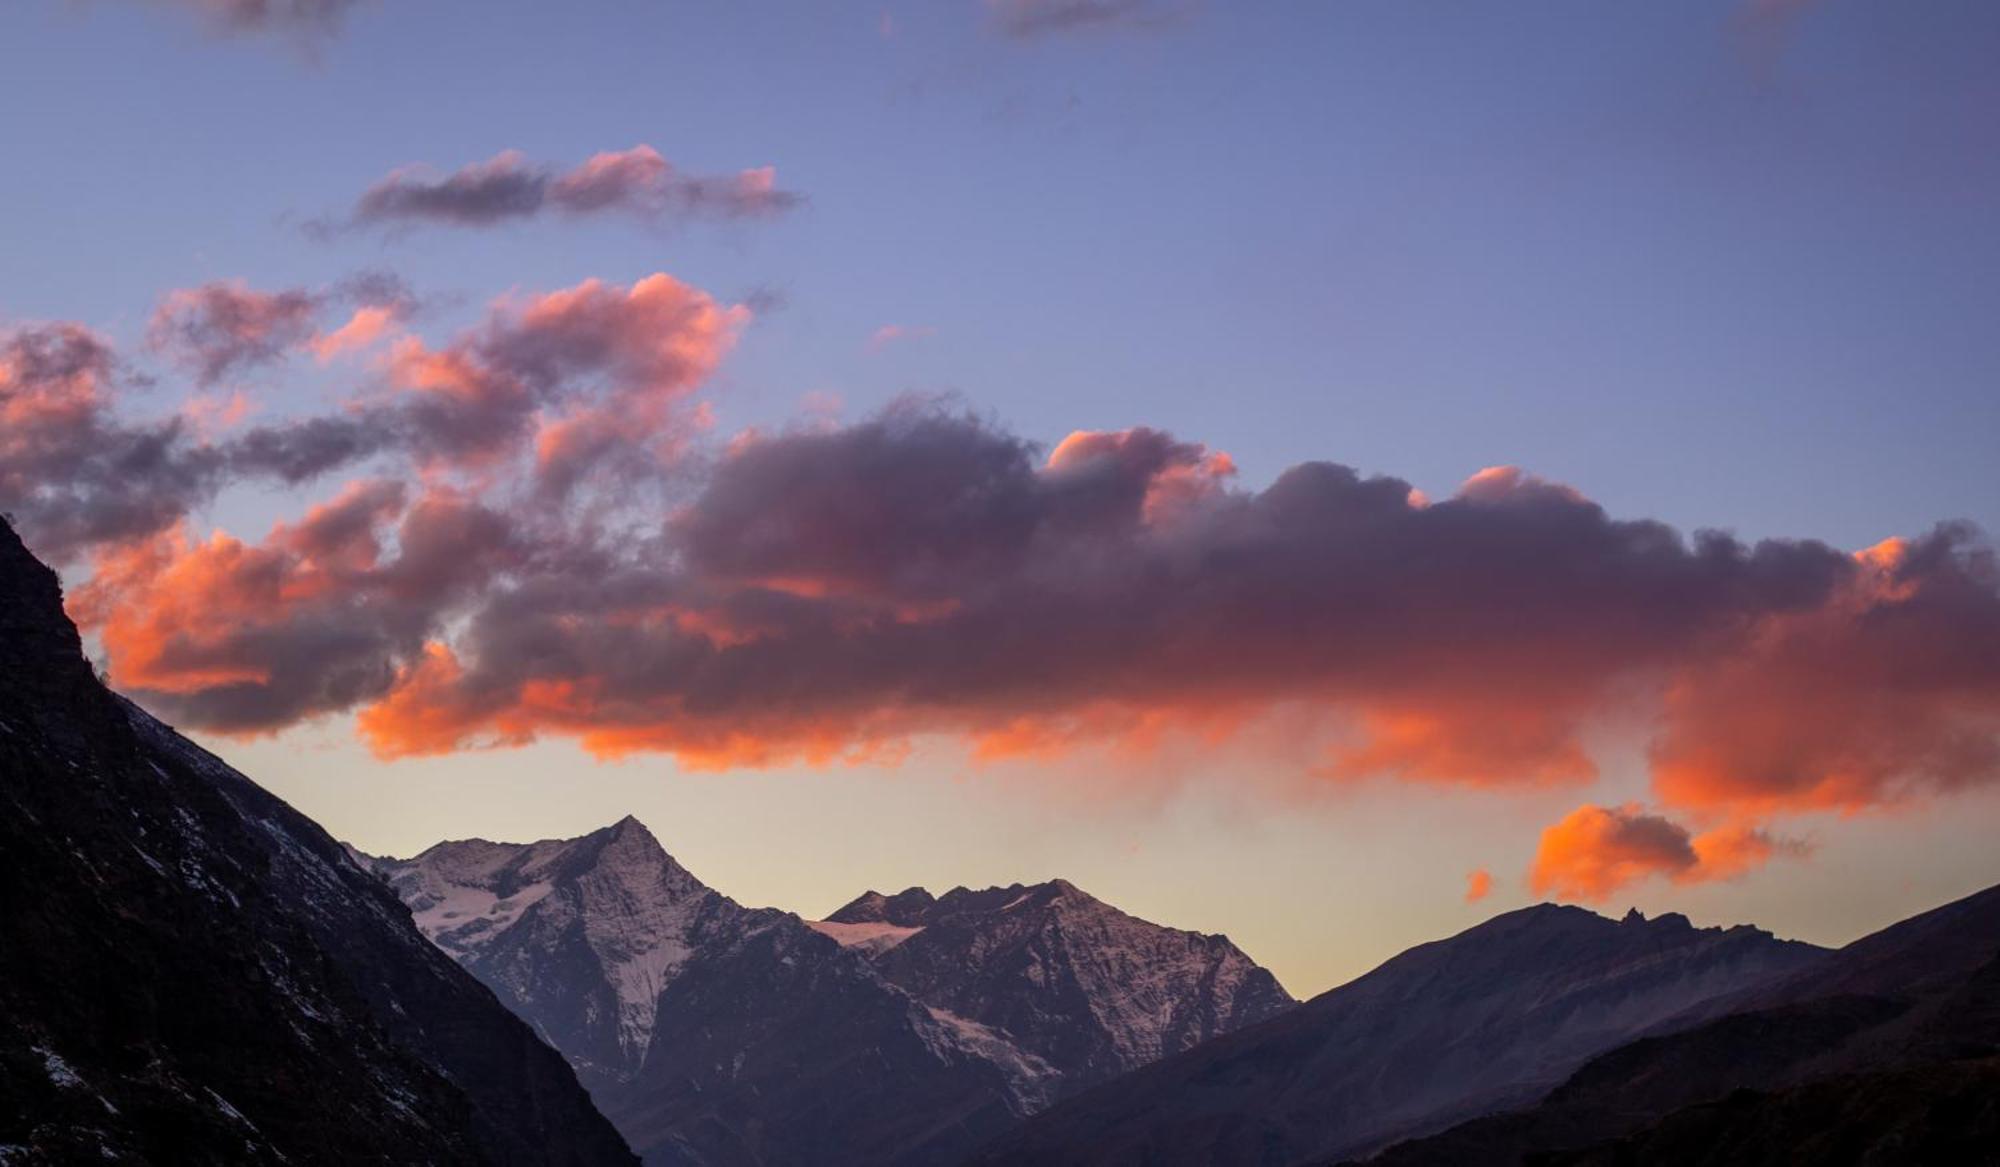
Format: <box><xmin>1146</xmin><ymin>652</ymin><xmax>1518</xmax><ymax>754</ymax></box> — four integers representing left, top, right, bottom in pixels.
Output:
<box><xmin>1354</xmin><ymin>881</ymin><xmax>2000</xmax><ymax>1167</ymax></box>
<box><xmin>971</xmin><ymin>903</ymin><xmax>1827</xmax><ymax>1167</ymax></box>
<box><xmin>0</xmin><ymin>517</ymin><xmax>633</xmax><ymax>1164</ymax></box>
<box><xmin>817</xmin><ymin>879</ymin><xmax>1295</xmax><ymax>1092</ymax></box>
<box><xmin>357</xmin><ymin>823</ymin><xmax>1056</xmax><ymax>1165</ymax></box>
<box><xmin>359</xmin><ymin>829</ymin><xmax>1293</xmax><ymax>1165</ymax></box>
<box><xmin>355</xmin><ymin>816</ymin><xmax>735</xmax><ymax>1098</ymax></box>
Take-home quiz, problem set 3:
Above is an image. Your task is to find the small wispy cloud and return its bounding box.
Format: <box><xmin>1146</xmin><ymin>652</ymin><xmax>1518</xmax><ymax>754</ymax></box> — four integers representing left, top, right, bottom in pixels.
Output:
<box><xmin>867</xmin><ymin>324</ymin><xmax>937</xmax><ymax>353</ymax></box>
<box><xmin>984</xmin><ymin>0</ymin><xmax>1184</xmax><ymax>40</ymax></box>
<box><xmin>153</xmin><ymin>0</ymin><xmax>372</xmax><ymax>52</ymax></box>
<box><xmin>315</xmin><ymin>146</ymin><xmax>802</xmax><ymax>237</ymax></box>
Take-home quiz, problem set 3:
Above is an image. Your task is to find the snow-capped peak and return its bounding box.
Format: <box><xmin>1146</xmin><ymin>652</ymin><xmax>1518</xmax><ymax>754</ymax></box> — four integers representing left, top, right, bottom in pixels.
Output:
<box><xmin>363</xmin><ymin>816</ymin><xmax>724</xmax><ymax>1077</ymax></box>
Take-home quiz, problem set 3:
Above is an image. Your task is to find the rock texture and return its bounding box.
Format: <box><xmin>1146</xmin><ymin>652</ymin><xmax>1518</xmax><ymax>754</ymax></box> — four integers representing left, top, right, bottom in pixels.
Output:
<box><xmin>823</xmin><ymin>879</ymin><xmax>1295</xmax><ymax>1092</ymax></box>
<box><xmin>361</xmin><ymin>830</ymin><xmax>1294</xmax><ymax>1165</ymax></box>
<box><xmin>972</xmin><ymin>903</ymin><xmax>1827</xmax><ymax>1167</ymax></box>
<box><xmin>1355</xmin><ymin>881</ymin><xmax>2000</xmax><ymax>1167</ymax></box>
<box><xmin>0</xmin><ymin>517</ymin><xmax>634</xmax><ymax>1165</ymax></box>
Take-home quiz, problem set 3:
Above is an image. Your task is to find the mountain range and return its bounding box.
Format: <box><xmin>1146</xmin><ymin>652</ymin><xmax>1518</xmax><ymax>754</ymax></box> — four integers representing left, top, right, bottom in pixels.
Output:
<box><xmin>356</xmin><ymin>824</ymin><xmax>1296</xmax><ymax>1165</ymax></box>
<box><xmin>3</xmin><ymin>508</ymin><xmax>1995</xmax><ymax>1166</ymax></box>
<box><xmin>972</xmin><ymin>903</ymin><xmax>1828</xmax><ymax>1165</ymax></box>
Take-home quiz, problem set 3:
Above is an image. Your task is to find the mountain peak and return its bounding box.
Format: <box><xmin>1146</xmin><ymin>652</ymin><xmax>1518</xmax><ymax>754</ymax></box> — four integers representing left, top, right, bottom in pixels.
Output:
<box><xmin>829</xmin><ymin>886</ymin><xmax>938</xmax><ymax>926</ymax></box>
<box><xmin>0</xmin><ymin>515</ymin><xmax>114</xmax><ymax>743</ymax></box>
<box><xmin>598</xmin><ymin>812</ymin><xmax>666</xmax><ymax>853</ymax></box>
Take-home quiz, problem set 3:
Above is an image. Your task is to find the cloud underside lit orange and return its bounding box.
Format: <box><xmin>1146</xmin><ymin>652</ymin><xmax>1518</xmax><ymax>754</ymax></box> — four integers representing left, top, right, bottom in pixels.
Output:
<box><xmin>76</xmin><ymin>409</ymin><xmax>2000</xmax><ymax>855</ymax></box>
<box><xmin>7</xmin><ymin>267</ymin><xmax>1999</xmax><ymax>904</ymax></box>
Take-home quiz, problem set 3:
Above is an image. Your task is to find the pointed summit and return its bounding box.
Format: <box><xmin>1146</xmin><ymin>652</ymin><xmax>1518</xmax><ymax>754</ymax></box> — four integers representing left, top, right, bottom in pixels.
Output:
<box><xmin>367</xmin><ymin>817</ymin><xmax>724</xmax><ymax>1092</ymax></box>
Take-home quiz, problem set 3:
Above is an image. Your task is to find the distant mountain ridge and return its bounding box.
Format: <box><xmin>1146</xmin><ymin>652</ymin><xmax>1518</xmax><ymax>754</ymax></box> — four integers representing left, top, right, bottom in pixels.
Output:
<box><xmin>360</xmin><ymin>823</ymin><xmax>1293</xmax><ymax>1165</ymax></box>
<box><xmin>972</xmin><ymin>902</ymin><xmax>1826</xmax><ymax>1167</ymax></box>
<box><xmin>1355</xmin><ymin>881</ymin><xmax>2000</xmax><ymax>1166</ymax></box>
<box><xmin>0</xmin><ymin>517</ymin><xmax>633</xmax><ymax>1164</ymax></box>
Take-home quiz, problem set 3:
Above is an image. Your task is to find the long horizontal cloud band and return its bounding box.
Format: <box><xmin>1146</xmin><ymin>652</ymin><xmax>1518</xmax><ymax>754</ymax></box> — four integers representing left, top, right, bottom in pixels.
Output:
<box><xmin>7</xmin><ymin>272</ymin><xmax>1998</xmax><ymax>901</ymax></box>
<box><xmin>72</xmin><ymin>404</ymin><xmax>2000</xmax><ymax>803</ymax></box>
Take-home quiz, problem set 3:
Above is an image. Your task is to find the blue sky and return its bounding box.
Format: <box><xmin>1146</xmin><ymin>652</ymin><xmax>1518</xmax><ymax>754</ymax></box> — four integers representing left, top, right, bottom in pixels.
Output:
<box><xmin>4</xmin><ymin>0</ymin><xmax>1997</xmax><ymax>994</ymax></box>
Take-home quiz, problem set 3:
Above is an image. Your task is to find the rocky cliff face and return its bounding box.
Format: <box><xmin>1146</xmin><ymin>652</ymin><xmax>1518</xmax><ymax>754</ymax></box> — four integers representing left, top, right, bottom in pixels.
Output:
<box><xmin>363</xmin><ymin>829</ymin><xmax>1295</xmax><ymax>1165</ymax></box>
<box><xmin>0</xmin><ymin>518</ymin><xmax>634</xmax><ymax>1165</ymax></box>
<box><xmin>361</xmin><ymin>816</ymin><xmax>735</xmax><ymax>1097</ymax></box>
<box><xmin>821</xmin><ymin>879</ymin><xmax>1296</xmax><ymax>1091</ymax></box>
<box><xmin>973</xmin><ymin>903</ymin><xmax>1827</xmax><ymax>1167</ymax></box>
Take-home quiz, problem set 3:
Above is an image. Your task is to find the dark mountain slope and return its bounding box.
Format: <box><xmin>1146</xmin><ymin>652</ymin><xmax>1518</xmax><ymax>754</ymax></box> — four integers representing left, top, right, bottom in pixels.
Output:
<box><xmin>1355</xmin><ymin>882</ymin><xmax>2000</xmax><ymax>1167</ymax></box>
<box><xmin>0</xmin><ymin>517</ymin><xmax>633</xmax><ymax>1165</ymax></box>
<box><xmin>972</xmin><ymin>904</ymin><xmax>1825</xmax><ymax>1167</ymax></box>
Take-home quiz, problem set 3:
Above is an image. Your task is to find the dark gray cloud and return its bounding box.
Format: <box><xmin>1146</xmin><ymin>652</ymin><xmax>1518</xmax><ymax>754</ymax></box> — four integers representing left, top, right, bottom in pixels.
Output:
<box><xmin>331</xmin><ymin>147</ymin><xmax>801</xmax><ymax>234</ymax></box>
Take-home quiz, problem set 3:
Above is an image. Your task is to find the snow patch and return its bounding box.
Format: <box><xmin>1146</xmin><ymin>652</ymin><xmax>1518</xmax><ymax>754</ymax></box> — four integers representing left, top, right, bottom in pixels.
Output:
<box><xmin>808</xmin><ymin>919</ymin><xmax>923</xmax><ymax>954</ymax></box>
<box><xmin>917</xmin><ymin>1007</ymin><xmax>1059</xmax><ymax>1113</ymax></box>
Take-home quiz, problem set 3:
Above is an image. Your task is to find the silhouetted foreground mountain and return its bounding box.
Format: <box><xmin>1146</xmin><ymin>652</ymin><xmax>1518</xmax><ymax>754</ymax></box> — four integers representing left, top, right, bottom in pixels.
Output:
<box><xmin>360</xmin><ymin>833</ymin><xmax>1293</xmax><ymax>1165</ymax></box>
<box><xmin>1353</xmin><ymin>882</ymin><xmax>2000</xmax><ymax>1167</ymax></box>
<box><xmin>972</xmin><ymin>904</ymin><xmax>1825</xmax><ymax>1166</ymax></box>
<box><xmin>0</xmin><ymin>519</ymin><xmax>633</xmax><ymax>1165</ymax></box>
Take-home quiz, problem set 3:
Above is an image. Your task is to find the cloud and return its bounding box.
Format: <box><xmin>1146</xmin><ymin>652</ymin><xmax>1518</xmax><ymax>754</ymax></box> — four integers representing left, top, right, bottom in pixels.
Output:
<box><xmin>380</xmin><ymin>273</ymin><xmax>746</xmax><ymax>490</ymax></box>
<box><xmin>1651</xmin><ymin>531</ymin><xmax>2000</xmax><ymax>815</ymax></box>
<box><xmin>1528</xmin><ymin>803</ymin><xmax>1806</xmax><ymax>901</ymax></box>
<box><xmin>14</xmin><ymin>274</ymin><xmax>2000</xmax><ymax>883</ymax></box>
<box><xmin>73</xmin><ymin>481</ymin><xmax>519</xmax><ymax>732</ymax></box>
<box><xmin>148</xmin><ymin>274</ymin><xmax>414</xmax><ymax>385</ymax></box>
<box><xmin>64</xmin><ymin>392</ymin><xmax>1994</xmax><ymax>827</ymax></box>
<box><xmin>157</xmin><ymin>0</ymin><xmax>370</xmax><ymax>44</ymax></box>
<box><xmin>986</xmin><ymin>0</ymin><xmax>1182</xmax><ymax>39</ymax></box>
<box><xmin>149</xmin><ymin>282</ymin><xmax>321</xmax><ymax>386</ymax></box>
<box><xmin>0</xmin><ymin>321</ymin><xmax>393</xmax><ymax>562</ymax></box>
<box><xmin>340</xmin><ymin>406</ymin><xmax>1831</xmax><ymax>771</ymax></box>
<box><xmin>1464</xmin><ymin>868</ymin><xmax>1494</xmax><ymax>904</ymax></box>
<box><xmin>330</xmin><ymin>146</ymin><xmax>801</xmax><ymax>234</ymax></box>
<box><xmin>4</xmin><ymin>270</ymin><xmax>739</xmax><ymax>569</ymax></box>
<box><xmin>867</xmin><ymin>324</ymin><xmax>936</xmax><ymax>353</ymax></box>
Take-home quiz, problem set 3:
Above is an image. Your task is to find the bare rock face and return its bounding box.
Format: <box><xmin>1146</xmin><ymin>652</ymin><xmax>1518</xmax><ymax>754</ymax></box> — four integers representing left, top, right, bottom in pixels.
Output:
<box><xmin>0</xmin><ymin>518</ymin><xmax>634</xmax><ymax>1165</ymax></box>
<box><xmin>822</xmin><ymin>879</ymin><xmax>1297</xmax><ymax>1091</ymax></box>
<box><xmin>362</xmin><ymin>834</ymin><xmax>1295</xmax><ymax>1165</ymax></box>
<box><xmin>973</xmin><ymin>902</ymin><xmax>1828</xmax><ymax>1167</ymax></box>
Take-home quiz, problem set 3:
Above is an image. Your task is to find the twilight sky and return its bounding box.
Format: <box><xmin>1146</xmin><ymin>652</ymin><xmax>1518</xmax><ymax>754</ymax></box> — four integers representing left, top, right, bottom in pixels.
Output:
<box><xmin>4</xmin><ymin>0</ymin><xmax>1998</xmax><ymax>996</ymax></box>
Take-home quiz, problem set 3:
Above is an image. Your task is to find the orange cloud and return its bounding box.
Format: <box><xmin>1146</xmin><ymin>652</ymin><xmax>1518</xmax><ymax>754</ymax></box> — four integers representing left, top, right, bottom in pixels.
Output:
<box><xmin>1465</xmin><ymin>868</ymin><xmax>1494</xmax><ymax>904</ymax></box>
<box><xmin>71</xmin><ymin>480</ymin><xmax>516</xmax><ymax>734</ymax></box>
<box><xmin>16</xmin><ymin>280</ymin><xmax>1999</xmax><ymax>862</ymax></box>
<box><xmin>1528</xmin><ymin>803</ymin><xmax>1806</xmax><ymax>902</ymax></box>
<box><xmin>312</xmin><ymin>305</ymin><xmax>398</xmax><ymax>361</ymax></box>
<box><xmin>1652</xmin><ymin>529</ymin><xmax>2000</xmax><ymax>817</ymax></box>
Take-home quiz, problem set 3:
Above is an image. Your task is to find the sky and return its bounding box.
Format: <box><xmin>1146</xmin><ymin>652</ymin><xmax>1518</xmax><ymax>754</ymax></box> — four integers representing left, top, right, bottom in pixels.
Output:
<box><xmin>3</xmin><ymin>0</ymin><xmax>1998</xmax><ymax>997</ymax></box>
